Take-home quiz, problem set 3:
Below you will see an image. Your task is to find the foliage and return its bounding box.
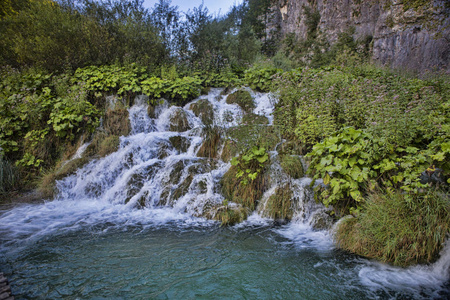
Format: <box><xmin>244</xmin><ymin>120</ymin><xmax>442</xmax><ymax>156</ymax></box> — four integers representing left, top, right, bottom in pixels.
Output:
<box><xmin>73</xmin><ymin>64</ymin><xmax>149</xmax><ymax>98</ymax></box>
<box><xmin>230</xmin><ymin>146</ymin><xmax>269</xmax><ymax>185</ymax></box>
<box><xmin>307</xmin><ymin>126</ymin><xmax>449</xmax><ymax>212</ymax></box>
<box><xmin>335</xmin><ymin>189</ymin><xmax>450</xmax><ymax>266</ymax></box>
<box><xmin>244</xmin><ymin>67</ymin><xmax>281</xmax><ymax>92</ymax></box>
<box><xmin>274</xmin><ymin>65</ymin><xmax>448</xmax><ymax>151</ymax></box>
<box><xmin>166</xmin><ymin>76</ymin><xmax>203</xmax><ymax>105</ymax></box>
<box><xmin>48</xmin><ymin>97</ymin><xmax>100</xmax><ymax>140</ymax></box>
<box><xmin>0</xmin><ymin>0</ymin><xmax>165</xmax><ymax>72</ymax></box>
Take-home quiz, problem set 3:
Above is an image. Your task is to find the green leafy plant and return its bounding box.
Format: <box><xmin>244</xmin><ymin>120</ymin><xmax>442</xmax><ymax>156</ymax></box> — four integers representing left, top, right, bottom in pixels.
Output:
<box><xmin>244</xmin><ymin>67</ymin><xmax>281</xmax><ymax>92</ymax></box>
<box><xmin>231</xmin><ymin>146</ymin><xmax>269</xmax><ymax>185</ymax></box>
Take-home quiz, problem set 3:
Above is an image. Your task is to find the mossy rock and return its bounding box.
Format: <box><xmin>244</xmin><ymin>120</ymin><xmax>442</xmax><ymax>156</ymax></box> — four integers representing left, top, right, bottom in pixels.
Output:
<box><xmin>83</xmin><ymin>133</ymin><xmax>120</xmax><ymax>158</ymax></box>
<box><xmin>225</xmin><ymin>125</ymin><xmax>281</xmax><ymax>154</ymax></box>
<box><xmin>38</xmin><ymin>156</ymin><xmax>92</xmax><ymax>199</ymax></box>
<box><xmin>169</xmin><ymin>136</ymin><xmax>191</xmax><ymax>153</ymax></box>
<box><xmin>242</xmin><ymin>113</ymin><xmax>269</xmax><ymax>126</ymax></box>
<box><xmin>124</xmin><ymin>162</ymin><xmax>163</xmax><ymax>204</ymax></box>
<box><xmin>262</xmin><ymin>185</ymin><xmax>294</xmax><ymax>220</ymax></box>
<box><xmin>147</xmin><ymin>104</ymin><xmax>156</xmax><ymax>118</ymax></box>
<box><xmin>226</xmin><ymin>90</ymin><xmax>255</xmax><ymax>114</ymax></box>
<box><xmin>278</xmin><ymin>140</ymin><xmax>305</xmax><ymax>156</ymax></box>
<box><xmin>172</xmin><ymin>174</ymin><xmax>194</xmax><ymax>200</ymax></box>
<box><xmin>310</xmin><ymin>212</ymin><xmax>334</xmax><ymax>230</ymax></box>
<box><xmin>169</xmin><ymin>108</ymin><xmax>192</xmax><ymax>132</ymax></box>
<box><xmin>189</xmin><ymin>99</ymin><xmax>214</xmax><ymax>125</ymax></box>
<box><xmin>198</xmin><ymin>179</ymin><xmax>208</xmax><ymax>194</ymax></box>
<box><xmin>157</xmin><ymin>140</ymin><xmax>172</xmax><ymax>159</ymax></box>
<box><xmin>166</xmin><ymin>160</ymin><xmax>188</xmax><ymax>185</ymax></box>
<box><xmin>280</xmin><ymin>155</ymin><xmax>304</xmax><ymax>179</ymax></box>
<box><xmin>221</xmin><ymin>139</ymin><xmax>239</xmax><ymax>162</ymax></box>
<box><xmin>214</xmin><ymin>205</ymin><xmax>249</xmax><ymax>226</ymax></box>
<box><xmin>197</xmin><ymin>126</ymin><xmax>222</xmax><ymax>159</ymax></box>
<box><xmin>221</xmin><ymin>165</ymin><xmax>269</xmax><ymax>211</ymax></box>
<box><xmin>105</xmin><ymin>108</ymin><xmax>131</xmax><ymax>136</ymax></box>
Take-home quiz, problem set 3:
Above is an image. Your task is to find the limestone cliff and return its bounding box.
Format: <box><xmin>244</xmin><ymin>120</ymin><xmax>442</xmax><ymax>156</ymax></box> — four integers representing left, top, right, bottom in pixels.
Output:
<box><xmin>271</xmin><ymin>0</ymin><xmax>449</xmax><ymax>73</ymax></box>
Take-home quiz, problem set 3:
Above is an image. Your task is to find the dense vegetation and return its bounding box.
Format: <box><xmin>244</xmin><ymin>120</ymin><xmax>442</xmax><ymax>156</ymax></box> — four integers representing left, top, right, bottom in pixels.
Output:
<box><xmin>0</xmin><ymin>0</ymin><xmax>448</xmax><ymax>267</ymax></box>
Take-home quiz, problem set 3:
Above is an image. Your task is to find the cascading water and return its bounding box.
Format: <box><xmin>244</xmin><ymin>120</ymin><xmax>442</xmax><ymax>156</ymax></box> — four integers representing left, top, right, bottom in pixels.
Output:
<box><xmin>0</xmin><ymin>88</ymin><xmax>448</xmax><ymax>299</ymax></box>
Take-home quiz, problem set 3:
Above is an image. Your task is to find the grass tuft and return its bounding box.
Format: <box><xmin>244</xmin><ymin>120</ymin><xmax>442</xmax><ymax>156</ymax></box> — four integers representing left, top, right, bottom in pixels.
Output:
<box><xmin>335</xmin><ymin>189</ymin><xmax>450</xmax><ymax>266</ymax></box>
<box><xmin>263</xmin><ymin>184</ymin><xmax>294</xmax><ymax>220</ymax></box>
<box><xmin>280</xmin><ymin>155</ymin><xmax>304</xmax><ymax>179</ymax></box>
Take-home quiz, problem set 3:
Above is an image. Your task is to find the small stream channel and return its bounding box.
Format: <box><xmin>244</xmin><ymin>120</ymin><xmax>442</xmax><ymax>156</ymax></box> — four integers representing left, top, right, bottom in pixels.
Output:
<box><xmin>1</xmin><ymin>89</ymin><xmax>449</xmax><ymax>299</ymax></box>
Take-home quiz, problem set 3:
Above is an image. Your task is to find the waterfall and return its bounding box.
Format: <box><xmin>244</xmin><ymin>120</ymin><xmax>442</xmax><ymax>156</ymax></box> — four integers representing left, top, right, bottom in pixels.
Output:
<box><xmin>0</xmin><ymin>88</ymin><xmax>448</xmax><ymax>299</ymax></box>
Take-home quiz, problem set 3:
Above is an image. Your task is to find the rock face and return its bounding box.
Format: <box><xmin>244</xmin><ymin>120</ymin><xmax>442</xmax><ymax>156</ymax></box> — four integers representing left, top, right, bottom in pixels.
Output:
<box><xmin>271</xmin><ymin>0</ymin><xmax>449</xmax><ymax>73</ymax></box>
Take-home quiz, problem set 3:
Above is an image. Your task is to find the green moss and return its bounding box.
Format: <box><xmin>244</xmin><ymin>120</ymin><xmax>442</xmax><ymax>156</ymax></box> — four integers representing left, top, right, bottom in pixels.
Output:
<box><xmin>280</xmin><ymin>155</ymin><xmax>304</xmax><ymax>179</ymax></box>
<box><xmin>225</xmin><ymin>125</ymin><xmax>281</xmax><ymax>155</ymax></box>
<box><xmin>169</xmin><ymin>108</ymin><xmax>191</xmax><ymax>132</ymax></box>
<box><xmin>263</xmin><ymin>185</ymin><xmax>294</xmax><ymax>220</ymax></box>
<box><xmin>242</xmin><ymin>113</ymin><xmax>269</xmax><ymax>126</ymax></box>
<box><xmin>190</xmin><ymin>99</ymin><xmax>214</xmax><ymax>125</ymax></box>
<box><xmin>335</xmin><ymin>189</ymin><xmax>450</xmax><ymax>267</ymax></box>
<box><xmin>226</xmin><ymin>90</ymin><xmax>255</xmax><ymax>114</ymax></box>
<box><xmin>104</xmin><ymin>108</ymin><xmax>131</xmax><ymax>137</ymax></box>
<box><xmin>221</xmin><ymin>139</ymin><xmax>239</xmax><ymax>162</ymax></box>
<box><xmin>169</xmin><ymin>136</ymin><xmax>190</xmax><ymax>153</ymax></box>
<box><xmin>197</xmin><ymin>125</ymin><xmax>222</xmax><ymax>159</ymax></box>
<box><xmin>214</xmin><ymin>205</ymin><xmax>249</xmax><ymax>226</ymax></box>
<box><xmin>221</xmin><ymin>164</ymin><xmax>269</xmax><ymax>211</ymax></box>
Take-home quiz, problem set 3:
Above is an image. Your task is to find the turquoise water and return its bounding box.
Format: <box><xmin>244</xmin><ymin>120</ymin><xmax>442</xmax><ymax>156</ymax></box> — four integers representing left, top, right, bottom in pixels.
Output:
<box><xmin>1</xmin><ymin>91</ymin><xmax>448</xmax><ymax>299</ymax></box>
<box><xmin>1</xmin><ymin>205</ymin><xmax>449</xmax><ymax>299</ymax></box>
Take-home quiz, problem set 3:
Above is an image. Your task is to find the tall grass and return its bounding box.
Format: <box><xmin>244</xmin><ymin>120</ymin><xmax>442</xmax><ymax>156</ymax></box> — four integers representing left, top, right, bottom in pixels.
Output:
<box><xmin>335</xmin><ymin>189</ymin><xmax>450</xmax><ymax>266</ymax></box>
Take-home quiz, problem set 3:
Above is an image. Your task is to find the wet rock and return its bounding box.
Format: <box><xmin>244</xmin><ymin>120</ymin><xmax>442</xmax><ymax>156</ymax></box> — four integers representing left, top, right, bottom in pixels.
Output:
<box><xmin>169</xmin><ymin>136</ymin><xmax>190</xmax><ymax>153</ymax></box>
<box><xmin>263</xmin><ymin>185</ymin><xmax>294</xmax><ymax>220</ymax></box>
<box><xmin>105</xmin><ymin>108</ymin><xmax>131</xmax><ymax>136</ymax></box>
<box><xmin>189</xmin><ymin>99</ymin><xmax>214</xmax><ymax>125</ymax></box>
<box><xmin>197</xmin><ymin>126</ymin><xmax>222</xmax><ymax>159</ymax></box>
<box><xmin>310</xmin><ymin>212</ymin><xmax>334</xmax><ymax>231</ymax></box>
<box><xmin>172</xmin><ymin>174</ymin><xmax>194</xmax><ymax>200</ymax></box>
<box><xmin>226</xmin><ymin>90</ymin><xmax>255</xmax><ymax>114</ymax></box>
<box><xmin>197</xmin><ymin>179</ymin><xmax>208</xmax><ymax>194</ymax></box>
<box><xmin>213</xmin><ymin>204</ymin><xmax>249</xmax><ymax>225</ymax></box>
<box><xmin>419</xmin><ymin>167</ymin><xmax>447</xmax><ymax>185</ymax></box>
<box><xmin>124</xmin><ymin>162</ymin><xmax>163</xmax><ymax>204</ymax></box>
<box><xmin>221</xmin><ymin>139</ymin><xmax>239</xmax><ymax>162</ymax></box>
<box><xmin>157</xmin><ymin>140</ymin><xmax>172</xmax><ymax>159</ymax></box>
<box><xmin>169</xmin><ymin>108</ymin><xmax>192</xmax><ymax>132</ymax></box>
